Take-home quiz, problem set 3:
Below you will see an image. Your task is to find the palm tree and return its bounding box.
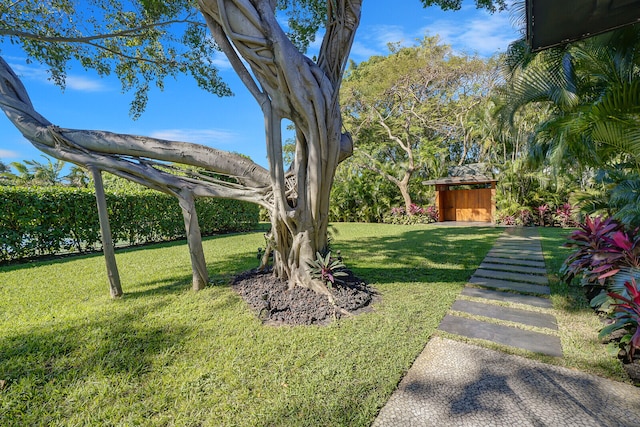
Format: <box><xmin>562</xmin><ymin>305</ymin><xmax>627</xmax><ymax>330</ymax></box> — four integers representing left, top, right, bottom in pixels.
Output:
<box><xmin>499</xmin><ymin>25</ymin><xmax>640</xmax><ymax>169</ymax></box>
<box><xmin>7</xmin><ymin>160</ymin><xmax>34</xmax><ymax>184</ymax></box>
<box><xmin>65</xmin><ymin>165</ymin><xmax>90</xmax><ymax>188</ymax></box>
<box><xmin>498</xmin><ymin>23</ymin><xmax>640</xmax><ymax>225</ymax></box>
<box><xmin>24</xmin><ymin>156</ymin><xmax>66</xmax><ymax>186</ymax></box>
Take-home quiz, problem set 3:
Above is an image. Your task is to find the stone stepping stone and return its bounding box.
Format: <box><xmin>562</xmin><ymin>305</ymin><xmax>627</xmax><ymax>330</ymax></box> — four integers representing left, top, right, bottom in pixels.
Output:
<box><xmin>469</xmin><ymin>276</ymin><xmax>550</xmax><ymax>295</ymax></box>
<box><xmin>489</xmin><ymin>247</ymin><xmax>541</xmax><ymax>256</ymax></box>
<box><xmin>486</xmin><ymin>250</ymin><xmax>545</xmax><ymax>262</ymax></box>
<box><xmin>483</xmin><ymin>256</ymin><xmax>546</xmax><ymax>268</ymax></box>
<box><xmin>474</xmin><ymin>269</ymin><xmax>549</xmax><ymax>285</ymax></box>
<box><xmin>461</xmin><ymin>286</ymin><xmax>552</xmax><ymax>308</ymax></box>
<box><xmin>491</xmin><ymin>243</ymin><xmax>542</xmax><ymax>253</ymax></box>
<box><xmin>451</xmin><ymin>299</ymin><xmax>557</xmax><ymax>330</ymax></box>
<box><xmin>478</xmin><ymin>262</ymin><xmax>547</xmax><ymax>276</ymax></box>
<box><xmin>494</xmin><ymin>238</ymin><xmax>540</xmax><ymax>245</ymax></box>
<box><xmin>438</xmin><ymin>314</ymin><xmax>563</xmax><ymax>357</ymax></box>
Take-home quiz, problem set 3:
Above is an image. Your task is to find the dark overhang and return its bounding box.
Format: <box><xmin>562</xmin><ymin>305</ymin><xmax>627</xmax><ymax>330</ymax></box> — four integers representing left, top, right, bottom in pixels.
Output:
<box><xmin>527</xmin><ymin>0</ymin><xmax>640</xmax><ymax>52</ymax></box>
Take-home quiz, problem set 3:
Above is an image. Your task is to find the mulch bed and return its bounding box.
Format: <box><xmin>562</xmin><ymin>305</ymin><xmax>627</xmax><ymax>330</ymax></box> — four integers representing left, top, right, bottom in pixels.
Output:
<box><xmin>232</xmin><ymin>269</ymin><xmax>377</xmax><ymax>326</ymax></box>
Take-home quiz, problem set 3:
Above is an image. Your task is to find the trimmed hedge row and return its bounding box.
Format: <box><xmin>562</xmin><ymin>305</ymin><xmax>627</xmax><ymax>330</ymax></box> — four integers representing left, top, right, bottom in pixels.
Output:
<box><xmin>0</xmin><ymin>186</ymin><xmax>259</xmax><ymax>262</ymax></box>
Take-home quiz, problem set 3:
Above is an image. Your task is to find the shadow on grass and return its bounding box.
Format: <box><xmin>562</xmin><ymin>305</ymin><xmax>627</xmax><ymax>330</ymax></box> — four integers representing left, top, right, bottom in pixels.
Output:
<box><xmin>0</xmin><ymin>301</ymin><xmax>190</xmax><ymax>422</ymax></box>
<box><xmin>337</xmin><ymin>227</ymin><xmax>499</xmax><ymax>285</ymax></box>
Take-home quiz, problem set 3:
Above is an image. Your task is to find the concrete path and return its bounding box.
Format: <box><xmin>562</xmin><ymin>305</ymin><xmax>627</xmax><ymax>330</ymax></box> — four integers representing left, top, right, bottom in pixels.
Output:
<box><xmin>373</xmin><ymin>227</ymin><xmax>640</xmax><ymax>426</ymax></box>
<box><xmin>373</xmin><ymin>337</ymin><xmax>640</xmax><ymax>426</ymax></box>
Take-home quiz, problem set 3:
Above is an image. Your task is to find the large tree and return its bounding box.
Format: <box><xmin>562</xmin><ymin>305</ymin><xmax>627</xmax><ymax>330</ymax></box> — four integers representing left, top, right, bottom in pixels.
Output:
<box><xmin>0</xmin><ymin>0</ymin><xmax>505</xmax><ymax>297</ymax></box>
<box><xmin>341</xmin><ymin>36</ymin><xmax>497</xmax><ymax>212</ymax></box>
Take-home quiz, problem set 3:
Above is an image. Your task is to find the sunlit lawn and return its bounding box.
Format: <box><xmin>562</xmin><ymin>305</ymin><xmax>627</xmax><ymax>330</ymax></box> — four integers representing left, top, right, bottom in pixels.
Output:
<box><xmin>0</xmin><ymin>223</ymin><xmax>499</xmax><ymax>426</ymax></box>
<box><xmin>1</xmin><ymin>224</ymin><xmax>628</xmax><ymax>426</ymax></box>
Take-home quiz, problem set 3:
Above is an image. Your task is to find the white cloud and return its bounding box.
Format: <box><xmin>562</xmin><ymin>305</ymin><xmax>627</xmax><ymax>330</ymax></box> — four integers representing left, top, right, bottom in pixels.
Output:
<box><xmin>347</xmin><ymin>25</ymin><xmax>414</xmax><ymax>61</ymax></box>
<box><xmin>211</xmin><ymin>50</ymin><xmax>233</xmax><ymax>70</ymax></box>
<box><xmin>349</xmin><ymin>41</ymin><xmax>382</xmax><ymax>59</ymax></box>
<box><xmin>350</xmin><ymin>6</ymin><xmax>520</xmax><ymax>62</ymax></box>
<box><xmin>65</xmin><ymin>75</ymin><xmax>108</xmax><ymax>92</ymax></box>
<box><xmin>149</xmin><ymin>128</ymin><xmax>238</xmax><ymax>145</ymax></box>
<box><xmin>8</xmin><ymin>62</ymin><xmax>48</xmax><ymax>81</ymax></box>
<box><xmin>420</xmin><ymin>10</ymin><xmax>519</xmax><ymax>56</ymax></box>
<box><xmin>0</xmin><ymin>149</ymin><xmax>20</xmax><ymax>159</ymax></box>
<box><xmin>8</xmin><ymin>60</ymin><xmax>108</xmax><ymax>92</ymax></box>
<box><xmin>370</xmin><ymin>24</ymin><xmax>412</xmax><ymax>47</ymax></box>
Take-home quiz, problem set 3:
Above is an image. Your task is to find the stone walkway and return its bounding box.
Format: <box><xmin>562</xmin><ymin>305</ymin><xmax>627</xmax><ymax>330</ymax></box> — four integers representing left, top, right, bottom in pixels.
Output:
<box><xmin>439</xmin><ymin>227</ymin><xmax>562</xmax><ymax>357</ymax></box>
<box><xmin>373</xmin><ymin>228</ymin><xmax>640</xmax><ymax>426</ymax></box>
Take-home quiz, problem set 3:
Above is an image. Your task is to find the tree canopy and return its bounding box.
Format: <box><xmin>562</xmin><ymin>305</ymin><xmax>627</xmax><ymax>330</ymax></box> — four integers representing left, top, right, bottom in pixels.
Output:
<box><xmin>341</xmin><ymin>36</ymin><xmax>498</xmax><ymax>212</ymax></box>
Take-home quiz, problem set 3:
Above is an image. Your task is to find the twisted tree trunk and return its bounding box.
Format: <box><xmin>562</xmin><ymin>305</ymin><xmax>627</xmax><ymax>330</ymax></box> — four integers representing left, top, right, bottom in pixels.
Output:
<box><xmin>199</xmin><ymin>0</ymin><xmax>358</xmax><ymax>293</ymax></box>
<box><xmin>0</xmin><ymin>0</ymin><xmax>359</xmax><ymax>297</ymax></box>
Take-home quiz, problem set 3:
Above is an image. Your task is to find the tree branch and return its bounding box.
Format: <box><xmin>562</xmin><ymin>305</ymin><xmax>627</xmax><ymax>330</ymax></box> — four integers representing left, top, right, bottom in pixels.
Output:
<box><xmin>0</xmin><ymin>18</ymin><xmax>204</xmax><ymax>44</ymax></box>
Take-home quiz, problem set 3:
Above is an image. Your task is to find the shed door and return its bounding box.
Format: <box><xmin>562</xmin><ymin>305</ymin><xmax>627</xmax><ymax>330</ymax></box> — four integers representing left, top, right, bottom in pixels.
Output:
<box><xmin>445</xmin><ymin>188</ymin><xmax>492</xmax><ymax>222</ymax></box>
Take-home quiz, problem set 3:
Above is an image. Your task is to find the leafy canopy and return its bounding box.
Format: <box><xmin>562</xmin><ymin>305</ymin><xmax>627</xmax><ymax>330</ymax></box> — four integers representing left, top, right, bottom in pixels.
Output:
<box><xmin>0</xmin><ymin>0</ymin><xmax>231</xmax><ymax>118</ymax></box>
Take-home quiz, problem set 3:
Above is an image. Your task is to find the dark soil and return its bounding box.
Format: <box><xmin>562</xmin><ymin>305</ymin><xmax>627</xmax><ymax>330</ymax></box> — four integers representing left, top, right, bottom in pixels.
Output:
<box><xmin>232</xmin><ymin>268</ymin><xmax>377</xmax><ymax>326</ymax></box>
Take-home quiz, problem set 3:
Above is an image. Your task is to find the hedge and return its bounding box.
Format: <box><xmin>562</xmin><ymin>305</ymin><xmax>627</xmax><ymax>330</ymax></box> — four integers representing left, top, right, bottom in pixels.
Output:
<box><xmin>0</xmin><ymin>186</ymin><xmax>259</xmax><ymax>262</ymax></box>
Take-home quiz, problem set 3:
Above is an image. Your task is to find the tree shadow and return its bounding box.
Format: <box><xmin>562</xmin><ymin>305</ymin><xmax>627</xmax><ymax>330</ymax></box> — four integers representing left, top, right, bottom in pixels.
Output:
<box><xmin>0</xmin><ymin>300</ymin><xmax>189</xmax><ymax>396</ymax></box>
<box><xmin>393</xmin><ymin>341</ymin><xmax>638</xmax><ymax>425</ymax></box>
<box><xmin>335</xmin><ymin>227</ymin><xmax>500</xmax><ymax>285</ymax></box>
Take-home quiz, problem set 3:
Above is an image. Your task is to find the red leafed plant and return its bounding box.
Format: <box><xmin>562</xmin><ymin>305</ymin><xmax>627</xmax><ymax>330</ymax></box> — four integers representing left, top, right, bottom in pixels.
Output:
<box><xmin>561</xmin><ymin>215</ymin><xmax>621</xmax><ymax>286</ymax></box>
<box><xmin>600</xmin><ymin>279</ymin><xmax>640</xmax><ymax>362</ymax></box>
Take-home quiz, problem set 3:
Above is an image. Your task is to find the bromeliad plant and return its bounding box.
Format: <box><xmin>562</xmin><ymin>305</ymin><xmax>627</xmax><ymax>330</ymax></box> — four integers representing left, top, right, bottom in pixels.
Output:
<box><xmin>308</xmin><ymin>251</ymin><xmax>348</xmax><ymax>288</ymax></box>
<box><xmin>599</xmin><ymin>279</ymin><xmax>640</xmax><ymax>362</ymax></box>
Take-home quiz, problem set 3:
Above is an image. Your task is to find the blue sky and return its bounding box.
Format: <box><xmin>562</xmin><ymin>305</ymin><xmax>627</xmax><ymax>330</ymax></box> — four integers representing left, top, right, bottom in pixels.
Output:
<box><xmin>0</xmin><ymin>1</ymin><xmax>521</xmax><ymax>170</ymax></box>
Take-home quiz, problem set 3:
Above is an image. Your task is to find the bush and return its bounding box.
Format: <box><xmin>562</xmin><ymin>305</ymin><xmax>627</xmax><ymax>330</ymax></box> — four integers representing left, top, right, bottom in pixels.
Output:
<box><xmin>561</xmin><ymin>215</ymin><xmax>640</xmax><ymax>305</ymax></box>
<box><xmin>495</xmin><ymin>202</ymin><xmax>578</xmax><ymax>227</ymax></box>
<box><xmin>382</xmin><ymin>204</ymin><xmax>438</xmax><ymax>225</ymax></box>
<box><xmin>0</xmin><ymin>187</ymin><xmax>258</xmax><ymax>262</ymax></box>
<box><xmin>562</xmin><ymin>215</ymin><xmax>640</xmax><ymax>362</ymax></box>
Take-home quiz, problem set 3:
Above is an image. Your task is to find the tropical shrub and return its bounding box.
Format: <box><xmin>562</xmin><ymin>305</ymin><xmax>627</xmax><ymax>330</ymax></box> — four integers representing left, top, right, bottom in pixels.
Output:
<box><xmin>0</xmin><ymin>186</ymin><xmax>258</xmax><ymax>262</ymax></box>
<box><xmin>535</xmin><ymin>204</ymin><xmax>551</xmax><ymax>226</ymax></box>
<box><xmin>308</xmin><ymin>251</ymin><xmax>348</xmax><ymax>288</ymax></box>
<box><xmin>382</xmin><ymin>204</ymin><xmax>438</xmax><ymax>225</ymax></box>
<box><xmin>495</xmin><ymin>207</ymin><xmax>533</xmax><ymax>226</ymax></box>
<box><xmin>554</xmin><ymin>203</ymin><xmax>578</xmax><ymax>228</ymax></box>
<box><xmin>561</xmin><ymin>215</ymin><xmax>640</xmax><ymax>305</ymax></box>
<box><xmin>600</xmin><ymin>279</ymin><xmax>640</xmax><ymax>363</ymax></box>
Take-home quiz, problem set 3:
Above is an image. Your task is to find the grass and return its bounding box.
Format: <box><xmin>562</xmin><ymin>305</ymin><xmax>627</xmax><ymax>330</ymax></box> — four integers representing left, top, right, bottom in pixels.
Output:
<box><xmin>1</xmin><ymin>224</ymin><xmax>632</xmax><ymax>425</ymax></box>
<box><xmin>0</xmin><ymin>223</ymin><xmax>500</xmax><ymax>426</ymax></box>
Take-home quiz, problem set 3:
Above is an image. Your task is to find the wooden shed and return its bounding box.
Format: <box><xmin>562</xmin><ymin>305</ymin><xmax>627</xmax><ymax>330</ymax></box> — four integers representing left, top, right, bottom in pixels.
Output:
<box><xmin>423</xmin><ymin>165</ymin><xmax>497</xmax><ymax>223</ymax></box>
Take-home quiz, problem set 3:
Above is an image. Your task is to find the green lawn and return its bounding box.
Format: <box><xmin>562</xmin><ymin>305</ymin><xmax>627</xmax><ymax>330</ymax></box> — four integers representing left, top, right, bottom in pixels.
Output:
<box><xmin>0</xmin><ymin>224</ymin><xmax>629</xmax><ymax>426</ymax></box>
<box><xmin>0</xmin><ymin>223</ymin><xmax>499</xmax><ymax>426</ymax></box>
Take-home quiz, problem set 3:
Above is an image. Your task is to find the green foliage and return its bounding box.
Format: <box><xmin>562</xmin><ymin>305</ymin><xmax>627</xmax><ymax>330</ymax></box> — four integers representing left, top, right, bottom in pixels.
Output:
<box><xmin>421</xmin><ymin>0</ymin><xmax>506</xmax><ymax>12</ymax></box>
<box><xmin>499</xmin><ymin>23</ymin><xmax>640</xmax><ymax>204</ymax></box>
<box><xmin>0</xmin><ymin>0</ymin><xmax>231</xmax><ymax>117</ymax></box>
<box><xmin>330</xmin><ymin>158</ymin><xmax>401</xmax><ymax>223</ymax></box>
<box><xmin>307</xmin><ymin>251</ymin><xmax>347</xmax><ymax>288</ymax></box>
<box><xmin>341</xmin><ymin>36</ymin><xmax>495</xmax><ymax>211</ymax></box>
<box><xmin>0</xmin><ymin>186</ymin><xmax>258</xmax><ymax>262</ymax></box>
<box><xmin>382</xmin><ymin>205</ymin><xmax>439</xmax><ymax>225</ymax></box>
